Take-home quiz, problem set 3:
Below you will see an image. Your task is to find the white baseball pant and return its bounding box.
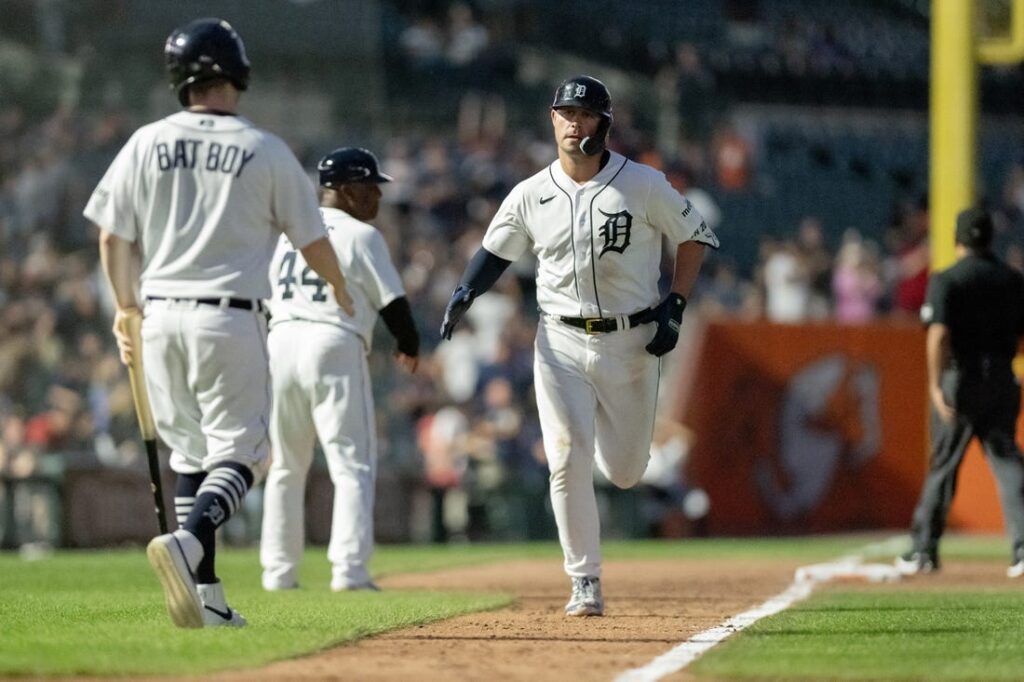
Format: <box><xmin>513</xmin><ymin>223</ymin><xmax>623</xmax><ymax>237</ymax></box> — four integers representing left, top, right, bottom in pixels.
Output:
<box><xmin>260</xmin><ymin>323</ymin><xmax>377</xmax><ymax>589</ymax></box>
<box><xmin>141</xmin><ymin>298</ymin><xmax>271</xmax><ymax>474</ymax></box>
<box><xmin>533</xmin><ymin>316</ymin><xmax>659</xmax><ymax>579</ymax></box>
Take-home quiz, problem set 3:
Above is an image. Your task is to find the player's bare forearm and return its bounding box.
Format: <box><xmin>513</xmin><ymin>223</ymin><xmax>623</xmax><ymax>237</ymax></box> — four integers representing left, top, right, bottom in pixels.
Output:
<box><xmin>926</xmin><ymin>323</ymin><xmax>954</xmax><ymax>421</ymax></box>
<box><xmin>300</xmin><ymin>236</ymin><xmax>354</xmax><ymax>315</ymax></box>
<box><xmin>98</xmin><ymin>228</ymin><xmax>143</xmax><ymax>364</ymax></box>
<box><xmin>98</xmin><ymin>229</ymin><xmax>140</xmax><ymax>310</ymax></box>
<box><xmin>671</xmin><ymin>241</ymin><xmax>706</xmax><ymax>297</ymax></box>
<box><xmin>395</xmin><ymin>352</ymin><xmax>419</xmax><ymax>374</ymax></box>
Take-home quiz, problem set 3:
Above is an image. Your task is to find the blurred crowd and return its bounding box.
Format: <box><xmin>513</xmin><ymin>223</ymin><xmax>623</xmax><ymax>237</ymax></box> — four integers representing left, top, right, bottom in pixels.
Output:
<box><xmin>4</xmin><ymin>1</ymin><xmax>1024</xmax><ymax>549</ymax></box>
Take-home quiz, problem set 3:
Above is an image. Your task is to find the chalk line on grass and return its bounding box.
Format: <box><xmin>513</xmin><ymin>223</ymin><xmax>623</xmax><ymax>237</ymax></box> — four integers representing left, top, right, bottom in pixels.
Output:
<box><xmin>614</xmin><ymin>536</ymin><xmax>905</xmax><ymax>682</ymax></box>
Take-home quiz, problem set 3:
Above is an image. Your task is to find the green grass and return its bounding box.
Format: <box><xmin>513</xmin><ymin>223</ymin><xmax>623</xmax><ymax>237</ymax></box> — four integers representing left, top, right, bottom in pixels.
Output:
<box><xmin>0</xmin><ymin>546</ymin><xmax>518</xmax><ymax>676</ymax></box>
<box><xmin>687</xmin><ymin>534</ymin><xmax>1024</xmax><ymax>681</ymax></box>
<box><xmin>0</xmin><ymin>534</ymin><xmax>1018</xmax><ymax>678</ymax></box>
<box><xmin>692</xmin><ymin>591</ymin><xmax>1024</xmax><ymax>680</ymax></box>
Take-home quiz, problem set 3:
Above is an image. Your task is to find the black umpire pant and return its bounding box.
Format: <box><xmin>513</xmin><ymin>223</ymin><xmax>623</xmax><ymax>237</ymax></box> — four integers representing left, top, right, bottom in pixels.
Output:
<box><xmin>910</xmin><ymin>365</ymin><xmax>1024</xmax><ymax>560</ymax></box>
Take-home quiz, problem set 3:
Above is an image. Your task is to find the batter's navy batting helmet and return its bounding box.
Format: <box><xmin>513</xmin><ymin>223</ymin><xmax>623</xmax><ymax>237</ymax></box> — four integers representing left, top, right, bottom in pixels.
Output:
<box><xmin>551</xmin><ymin>75</ymin><xmax>613</xmax><ymax>156</ymax></box>
<box><xmin>165</xmin><ymin>18</ymin><xmax>250</xmax><ymax>107</ymax></box>
<box><xmin>317</xmin><ymin>148</ymin><xmax>393</xmax><ymax>188</ymax></box>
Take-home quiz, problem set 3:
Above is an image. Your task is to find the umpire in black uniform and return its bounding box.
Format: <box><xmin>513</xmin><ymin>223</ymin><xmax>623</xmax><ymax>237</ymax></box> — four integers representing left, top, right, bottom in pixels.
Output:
<box><xmin>896</xmin><ymin>207</ymin><xmax>1024</xmax><ymax>578</ymax></box>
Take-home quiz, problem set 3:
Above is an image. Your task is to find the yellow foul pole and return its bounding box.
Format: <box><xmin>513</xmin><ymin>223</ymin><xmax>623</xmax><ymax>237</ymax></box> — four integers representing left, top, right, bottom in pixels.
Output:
<box><xmin>930</xmin><ymin>0</ymin><xmax>977</xmax><ymax>272</ymax></box>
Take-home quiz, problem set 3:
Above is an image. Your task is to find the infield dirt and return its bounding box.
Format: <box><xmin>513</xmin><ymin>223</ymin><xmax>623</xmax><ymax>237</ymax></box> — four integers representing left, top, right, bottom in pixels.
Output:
<box><xmin>211</xmin><ymin>557</ymin><xmax>803</xmax><ymax>681</ymax></box>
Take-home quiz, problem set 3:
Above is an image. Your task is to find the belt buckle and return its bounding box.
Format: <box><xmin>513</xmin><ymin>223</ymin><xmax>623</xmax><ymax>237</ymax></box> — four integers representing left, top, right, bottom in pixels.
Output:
<box><xmin>585</xmin><ymin>318</ymin><xmax>599</xmax><ymax>334</ymax></box>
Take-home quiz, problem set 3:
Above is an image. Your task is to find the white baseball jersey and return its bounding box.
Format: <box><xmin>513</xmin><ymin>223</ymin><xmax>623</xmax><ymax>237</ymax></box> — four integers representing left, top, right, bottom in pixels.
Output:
<box><xmin>482</xmin><ymin>150</ymin><xmax>719</xmax><ymax>318</ymax></box>
<box><xmin>481</xmin><ymin>151</ymin><xmax>718</xmax><ymax>581</ymax></box>
<box><xmin>83</xmin><ymin>110</ymin><xmax>326</xmax><ymax>299</ymax></box>
<box><xmin>267</xmin><ymin>207</ymin><xmax>406</xmax><ymax>349</ymax></box>
<box><xmin>262</xmin><ymin>206</ymin><xmax>404</xmax><ymax>591</ymax></box>
<box><xmin>82</xmin><ymin>110</ymin><xmax>326</xmax><ymax>475</ymax></box>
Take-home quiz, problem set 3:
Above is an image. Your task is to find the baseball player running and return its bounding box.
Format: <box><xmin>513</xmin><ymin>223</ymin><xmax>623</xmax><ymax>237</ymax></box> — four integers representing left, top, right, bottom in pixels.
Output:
<box><xmin>85</xmin><ymin>18</ymin><xmax>353</xmax><ymax>628</ymax></box>
<box><xmin>261</xmin><ymin>147</ymin><xmax>419</xmax><ymax>592</ymax></box>
<box><xmin>441</xmin><ymin>75</ymin><xmax>718</xmax><ymax>616</ymax></box>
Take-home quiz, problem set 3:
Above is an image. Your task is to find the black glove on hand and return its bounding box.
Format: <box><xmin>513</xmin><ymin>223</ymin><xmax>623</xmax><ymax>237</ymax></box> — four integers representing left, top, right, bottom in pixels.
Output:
<box><xmin>645</xmin><ymin>293</ymin><xmax>687</xmax><ymax>357</ymax></box>
<box><xmin>440</xmin><ymin>284</ymin><xmax>475</xmax><ymax>340</ymax></box>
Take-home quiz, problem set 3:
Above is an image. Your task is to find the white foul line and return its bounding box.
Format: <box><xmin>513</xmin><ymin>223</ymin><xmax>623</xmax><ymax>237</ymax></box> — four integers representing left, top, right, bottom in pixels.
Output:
<box><xmin>614</xmin><ymin>537</ymin><xmax>905</xmax><ymax>682</ymax></box>
<box><xmin>614</xmin><ymin>578</ymin><xmax>816</xmax><ymax>682</ymax></box>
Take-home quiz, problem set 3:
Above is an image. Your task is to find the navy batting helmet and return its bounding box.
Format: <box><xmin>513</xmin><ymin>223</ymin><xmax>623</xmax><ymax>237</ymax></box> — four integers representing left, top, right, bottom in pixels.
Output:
<box><xmin>317</xmin><ymin>148</ymin><xmax>393</xmax><ymax>188</ymax></box>
<box><xmin>551</xmin><ymin>75</ymin><xmax>613</xmax><ymax>119</ymax></box>
<box><xmin>165</xmin><ymin>18</ymin><xmax>250</xmax><ymax>107</ymax></box>
<box><xmin>551</xmin><ymin>75</ymin><xmax>613</xmax><ymax>155</ymax></box>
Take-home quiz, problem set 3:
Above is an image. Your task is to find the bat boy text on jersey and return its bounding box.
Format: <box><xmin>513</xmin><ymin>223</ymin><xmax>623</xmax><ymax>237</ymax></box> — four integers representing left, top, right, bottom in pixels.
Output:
<box><xmin>155</xmin><ymin>138</ymin><xmax>256</xmax><ymax>177</ymax></box>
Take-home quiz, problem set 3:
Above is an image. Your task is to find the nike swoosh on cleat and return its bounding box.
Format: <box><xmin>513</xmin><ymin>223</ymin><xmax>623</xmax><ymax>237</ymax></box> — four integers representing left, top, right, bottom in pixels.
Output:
<box><xmin>539</xmin><ymin>195</ymin><xmax>556</xmax><ymax>204</ymax></box>
<box><xmin>204</xmin><ymin>604</ymin><xmax>233</xmax><ymax>620</ymax></box>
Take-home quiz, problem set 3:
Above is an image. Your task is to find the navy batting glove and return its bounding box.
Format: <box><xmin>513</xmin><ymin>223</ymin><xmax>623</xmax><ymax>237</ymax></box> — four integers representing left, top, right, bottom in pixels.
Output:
<box><xmin>645</xmin><ymin>293</ymin><xmax>687</xmax><ymax>357</ymax></box>
<box><xmin>440</xmin><ymin>284</ymin><xmax>475</xmax><ymax>340</ymax></box>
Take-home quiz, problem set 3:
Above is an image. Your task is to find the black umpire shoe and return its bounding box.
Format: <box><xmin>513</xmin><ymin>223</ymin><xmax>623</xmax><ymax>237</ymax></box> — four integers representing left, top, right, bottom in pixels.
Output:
<box><xmin>1008</xmin><ymin>548</ymin><xmax>1024</xmax><ymax>578</ymax></box>
<box><xmin>895</xmin><ymin>550</ymin><xmax>939</xmax><ymax>576</ymax></box>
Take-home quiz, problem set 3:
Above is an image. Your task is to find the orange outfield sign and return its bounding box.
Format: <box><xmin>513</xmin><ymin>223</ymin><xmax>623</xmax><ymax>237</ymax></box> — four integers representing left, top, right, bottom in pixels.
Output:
<box><xmin>674</xmin><ymin>320</ymin><xmax>935</xmax><ymax>535</ymax></box>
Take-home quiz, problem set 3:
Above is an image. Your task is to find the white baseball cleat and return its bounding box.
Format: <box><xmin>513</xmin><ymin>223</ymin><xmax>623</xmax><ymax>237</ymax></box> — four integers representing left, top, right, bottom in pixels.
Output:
<box><xmin>262</xmin><ymin>573</ymin><xmax>299</xmax><ymax>591</ymax></box>
<box><xmin>262</xmin><ymin>581</ymin><xmax>299</xmax><ymax>592</ymax></box>
<box><xmin>198</xmin><ymin>582</ymin><xmax>247</xmax><ymax>628</ymax></box>
<box><xmin>146</xmin><ymin>532</ymin><xmax>203</xmax><ymax>628</ymax></box>
<box><xmin>565</xmin><ymin>576</ymin><xmax>604</xmax><ymax>617</ymax></box>
<box><xmin>331</xmin><ymin>580</ymin><xmax>381</xmax><ymax>592</ymax></box>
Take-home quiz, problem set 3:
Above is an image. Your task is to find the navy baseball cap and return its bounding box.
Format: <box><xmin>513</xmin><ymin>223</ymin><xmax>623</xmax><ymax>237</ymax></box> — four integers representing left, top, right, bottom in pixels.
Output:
<box><xmin>955</xmin><ymin>207</ymin><xmax>993</xmax><ymax>250</ymax></box>
<box><xmin>317</xmin><ymin>147</ymin><xmax>393</xmax><ymax>187</ymax></box>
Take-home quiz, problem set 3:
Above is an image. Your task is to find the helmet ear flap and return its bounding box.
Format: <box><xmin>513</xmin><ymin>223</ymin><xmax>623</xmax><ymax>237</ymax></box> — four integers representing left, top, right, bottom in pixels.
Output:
<box><xmin>580</xmin><ymin>116</ymin><xmax>611</xmax><ymax>156</ymax></box>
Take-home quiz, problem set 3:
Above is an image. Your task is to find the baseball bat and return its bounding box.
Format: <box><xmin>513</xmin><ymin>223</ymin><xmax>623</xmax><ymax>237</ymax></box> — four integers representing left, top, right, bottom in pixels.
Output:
<box><xmin>122</xmin><ymin>309</ymin><xmax>168</xmax><ymax>535</ymax></box>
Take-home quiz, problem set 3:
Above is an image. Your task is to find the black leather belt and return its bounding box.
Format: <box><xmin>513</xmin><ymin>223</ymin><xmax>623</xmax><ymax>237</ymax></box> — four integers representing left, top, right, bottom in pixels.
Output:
<box><xmin>557</xmin><ymin>309</ymin><xmax>650</xmax><ymax>334</ymax></box>
<box><xmin>954</xmin><ymin>355</ymin><xmax>1013</xmax><ymax>378</ymax></box>
<box><xmin>148</xmin><ymin>296</ymin><xmax>263</xmax><ymax>312</ymax></box>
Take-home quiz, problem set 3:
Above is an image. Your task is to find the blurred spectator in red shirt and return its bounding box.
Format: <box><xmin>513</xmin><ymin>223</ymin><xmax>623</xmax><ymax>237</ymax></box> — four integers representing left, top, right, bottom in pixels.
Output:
<box><xmin>887</xmin><ymin>197</ymin><xmax>930</xmax><ymax>317</ymax></box>
<box><xmin>712</xmin><ymin>123</ymin><xmax>753</xmax><ymax>191</ymax></box>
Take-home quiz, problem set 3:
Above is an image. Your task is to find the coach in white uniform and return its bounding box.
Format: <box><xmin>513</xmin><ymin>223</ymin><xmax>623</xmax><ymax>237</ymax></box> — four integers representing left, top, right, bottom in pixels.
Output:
<box><xmin>85</xmin><ymin>18</ymin><xmax>353</xmax><ymax>628</ymax></box>
<box><xmin>261</xmin><ymin>147</ymin><xmax>419</xmax><ymax>592</ymax></box>
<box><xmin>441</xmin><ymin>75</ymin><xmax>718</xmax><ymax>616</ymax></box>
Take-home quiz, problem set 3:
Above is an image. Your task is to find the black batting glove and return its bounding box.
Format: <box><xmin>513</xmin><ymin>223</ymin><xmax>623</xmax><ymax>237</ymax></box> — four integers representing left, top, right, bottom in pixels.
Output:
<box><xmin>440</xmin><ymin>284</ymin><xmax>475</xmax><ymax>340</ymax></box>
<box><xmin>644</xmin><ymin>293</ymin><xmax>687</xmax><ymax>357</ymax></box>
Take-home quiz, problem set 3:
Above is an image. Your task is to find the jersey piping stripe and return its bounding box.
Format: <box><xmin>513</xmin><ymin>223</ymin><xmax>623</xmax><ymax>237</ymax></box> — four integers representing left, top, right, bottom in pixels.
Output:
<box><xmin>587</xmin><ymin>158</ymin><xmax>629</xmax><ymax>317</ymax></box>
<box><xmin>547</xmin><ymin>165</ymin><xmax>583</xmax><ymax>316</ymax></box>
